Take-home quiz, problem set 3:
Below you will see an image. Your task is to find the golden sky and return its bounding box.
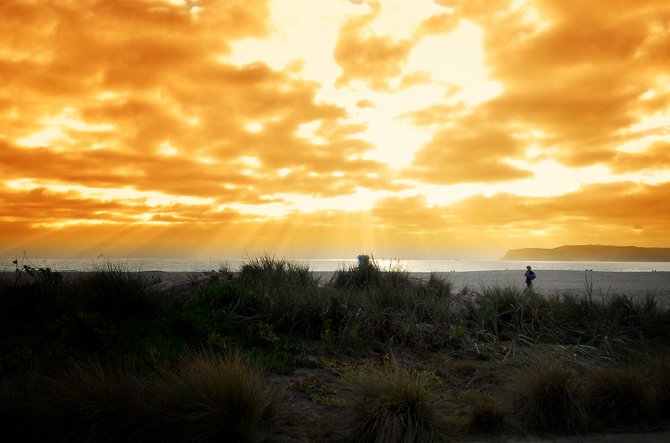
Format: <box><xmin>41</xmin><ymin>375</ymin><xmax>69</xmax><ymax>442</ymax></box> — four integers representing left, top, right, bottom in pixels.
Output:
<box><xmin>1</xmin><ymin>0</ymin><xmax>670</xmax><ymax>259</ymax></box>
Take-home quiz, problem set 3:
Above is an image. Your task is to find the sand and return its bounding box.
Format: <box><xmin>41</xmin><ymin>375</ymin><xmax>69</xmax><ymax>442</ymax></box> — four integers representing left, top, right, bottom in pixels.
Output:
<box><xmin>313</xmin><ymin>270</ymin><xmax>670</xmax><ymax>299</ymax></box>
<box><xmin>5</xmin><ymin>269</ymin><xmax>670</xmax><ymax>300</ymax></box>
<box><xmin>140</xmin><ymin>269</ymin><xmax>670</xmax><ymax>302</ymax></box>
<box><xmin>430</xmin><ymin>270</ymin><xmax>670</xmax><ymax>298</ymax></box>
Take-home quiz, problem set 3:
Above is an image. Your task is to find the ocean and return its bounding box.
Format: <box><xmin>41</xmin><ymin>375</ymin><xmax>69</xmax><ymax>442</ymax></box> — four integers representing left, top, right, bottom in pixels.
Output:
<box><xmin>3</xmin><ymin>257</ymin><xmax>670</xmax><ymax>273</ymax></box>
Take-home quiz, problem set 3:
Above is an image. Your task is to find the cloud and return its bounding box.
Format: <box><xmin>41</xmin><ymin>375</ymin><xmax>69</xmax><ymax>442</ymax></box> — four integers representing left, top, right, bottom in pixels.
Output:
<box><xmin>356</xmin><ymin>99</ymin><xmax>375</xmax><ymax>108</ymax></box>
<box><xmin>476</xmin><ymin>0</ymin><xmax>668</xmax><ymax>163</ymax></box>
<box><xmin>610</xmin><ymin>142</ymin><xmax>670</xmax><ymax>173</ymax></box>
<box><xmin>417</xmin><ymin>12</ymin><xmax>460</xmax><ymax>36</ymax></box>
<box><xmin>401</xmin><ymin>0</ymin><xmax>670</xmax><ymax>188</ymax></box>
<box><xmin>368</xmin><ymin>180</ymin><xmax>670</xmax><ymax>251</ymax></box>
<box><xmin>1</xmin><ymin>0</ymin><xmax>400</xmax><ymax>207</ymax></box>
<box><xmin>2</xmin><ymin>178</ymin><xmax>669</xmax><ymax>258</ymax></box>
<box><xmin>2</xmin><ymin>0</ymin><xmax>669</xmax><ymax>258</ymax></box>
<box><xmin>333</xmin><ymin>1</ymin><xmax>415</xmax><ymax>90</ymax></box>
<box><xmin>406</xmin><ymin>117</ymin><xmax>532</xmax><ymax>184</ymax></box>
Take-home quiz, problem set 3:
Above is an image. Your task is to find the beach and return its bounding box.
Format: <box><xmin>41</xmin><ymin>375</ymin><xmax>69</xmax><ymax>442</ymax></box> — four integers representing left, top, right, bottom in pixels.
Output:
<box><xmin>6</xmin><ymin>269</ymin><xmax>669</xmax><ymax>300</ymax></box>
<box><xmin>315</xmin><ymin>270</ymin><xmax>670</xmax><ymax>299</ymax></box>
<box><xmin>136</xmin><ymin>269</ymin><xmax>670</xmax><ymax>300</ymax></box>
<box><xmin>425</xmin><ymin>270</ymin><xmax>670</xmax><ymax>298</ymax></box>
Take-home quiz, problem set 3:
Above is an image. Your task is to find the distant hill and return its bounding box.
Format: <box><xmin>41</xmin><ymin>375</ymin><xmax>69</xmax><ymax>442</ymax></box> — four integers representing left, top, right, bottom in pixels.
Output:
<box><xmin>502</xmin><ymin>245</ymin><xmax>670</xmax><ymax>262</ymax></box>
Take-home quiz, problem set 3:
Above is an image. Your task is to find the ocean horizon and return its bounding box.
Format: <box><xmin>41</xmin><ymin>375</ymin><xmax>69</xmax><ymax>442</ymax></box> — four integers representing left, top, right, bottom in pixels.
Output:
<box><xmin>4</xmin><ymin>257</ymin><xmax>670</xmax><ymax>273</ymax></box>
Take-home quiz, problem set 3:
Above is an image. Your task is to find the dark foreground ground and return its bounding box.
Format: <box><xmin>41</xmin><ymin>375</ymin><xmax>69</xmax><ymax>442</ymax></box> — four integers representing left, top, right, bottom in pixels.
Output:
<box><xmin>2</xmin><ymin>264</ymin><xmax>669</xmax><ymax>442</ymax></box>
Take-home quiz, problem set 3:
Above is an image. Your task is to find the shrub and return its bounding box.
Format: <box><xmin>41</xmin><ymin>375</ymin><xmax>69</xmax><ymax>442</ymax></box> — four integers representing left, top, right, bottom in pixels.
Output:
<box><xmin>508</xmin><ymin>360</ymin><xmax>586</xmax><ymax>434</ymax></box>
<box><xmin>347</xmin><ymin>368</ymin><xmax>445</xmax><ymax>443</ymax></box>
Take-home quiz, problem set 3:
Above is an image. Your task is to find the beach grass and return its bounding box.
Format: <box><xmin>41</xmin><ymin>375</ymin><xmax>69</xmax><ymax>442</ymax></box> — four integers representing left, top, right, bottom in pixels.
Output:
<box><xmin>1</xmin><ymin>256</ymin><xmax>669</xmax><ymax>441</ymax></box>
<box><xmin>346</xmin><ymin>367</ymin><xmax>446</xmax><ymax>443</ymax></box>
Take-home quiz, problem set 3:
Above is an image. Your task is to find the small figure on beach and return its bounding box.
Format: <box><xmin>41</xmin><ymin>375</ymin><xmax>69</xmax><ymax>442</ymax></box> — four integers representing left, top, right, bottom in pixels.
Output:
<box><xmin>525</xmin><ymin>265</ymin><xmax>536</xmax><ymax>288</ymax></box>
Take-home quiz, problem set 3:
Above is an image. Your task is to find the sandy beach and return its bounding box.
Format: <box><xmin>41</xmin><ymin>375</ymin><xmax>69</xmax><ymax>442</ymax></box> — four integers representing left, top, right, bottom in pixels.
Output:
<box><xmin>422</xmin><ymin>270</ymin><xmax>670</xmax><ymax>298</ymax></box>
<box><xmin>314</xmin><ymin>270</ymin><xmax>670</xmax><ymax>299</ymax></box>
<box><xmin>6</xmin><ymin>269</ymin><xmax>670</xmax><ymax>300</ymax></box>
<box><xmin>136</xmin><ymin>269</ymin><xmax>670</xmax><ymax>300</ymax></box>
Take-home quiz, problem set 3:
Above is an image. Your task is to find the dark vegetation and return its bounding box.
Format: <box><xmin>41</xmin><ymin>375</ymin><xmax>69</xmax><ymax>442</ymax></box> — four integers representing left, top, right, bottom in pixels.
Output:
<box><xmin>1</xmin><ymin>257</ymin><xmax>669</xmax><ymax>442</ymax></box>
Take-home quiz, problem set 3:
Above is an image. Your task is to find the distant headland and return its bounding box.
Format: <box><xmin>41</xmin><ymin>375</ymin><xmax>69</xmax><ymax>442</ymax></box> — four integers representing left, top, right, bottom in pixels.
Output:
<box><xmin>502</xmin><ymin>245</ymin><xmax>670</xmax><ymax>262</ymax></box>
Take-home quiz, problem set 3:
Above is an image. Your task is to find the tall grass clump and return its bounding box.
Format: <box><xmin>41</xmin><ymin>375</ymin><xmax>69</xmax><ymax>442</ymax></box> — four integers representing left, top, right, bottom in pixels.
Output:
<box><xmin>464</xmin><ymin>286</ymin><xmax>550</xmax><ymax>341</ymax></box>
<box><xmin>507</xmin><ymin>360</ymin><xmax>587</xmax><ymax>434</ymax></box>
<box><xmin>0</xmin><ymin>265</ymin><xmax>67</xmax><ymax>321</ymax></box>
<box><xmin>326</xmin><ymin>260</ymin><xmax>456</xmax><ymax>349</ymax></box>
<box><xmin>423</xmin><ymin>272</ymin><xmax>453</xmax><ymax>299</ymax></box>
<box><xmin>329</xmin><ymin>257</ymin><xmax>416</xmax><ymax>295</ymax></box>
<box><xmin>75</xmin><ymin>262</ymin><xmax>161</xmax><ymax>321</ymax></box>
<box><xmin>23</xmin><ymin>360</ymin><xmax>149</xmax><ymax>442</ymax></box>
<box><xmin>581</xmin><ymin>365</ymin><xmax>654</xmax><ymax>429</ymax></box>
<box><xmin>646</xmin><ymin>358</ymin><xmax>670</xmax><ymax>420</ymax></box>
<box><xmin>329</xmin><ymin>257</ymin><xmax>384</xmax><ymax>292</ymax></box>
<box><xmin>347</xmin><ymin>368</ymin><xmax>445</xmax><ymax>443</ymax></box>
<box><xmin>238</xmin><ymin>256</ymin><xmax>324</xmax><ymax>338</ymax></box>
<box><xmin>175</xmin><ymin>281</ymin><xmax>260</xmax><ymax>342</ymax></box>
<box><xmin>5</xmin><ymin>352</ymin><xmax>276</xmax><ymax>442</ymax></box>
<box><xmin>468</xmin><ymin>395</ymin><xmax>506</xmax><ymax>434</ymax></box>
<box><xmin>155</xmin><ymin>351</ymin><xmax>276</xmax><ymax>442</ymax></box>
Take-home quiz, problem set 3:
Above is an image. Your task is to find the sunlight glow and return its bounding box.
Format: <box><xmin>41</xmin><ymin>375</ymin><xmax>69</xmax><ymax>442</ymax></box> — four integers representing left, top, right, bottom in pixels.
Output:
<box><xmin>3</xmin><ymin>0</ymin><xmax>670</xmax><ymax>258</ymax></box>
<box><xmin>15</xmin><ymin>126</ymin><xmax>67</xmax><ymax>148</ymax></box>
<box><xmin>33</xmin><ymin>219</ymin><xmax>113</xmax><ymax>229</ymax></box>
<box><xmin>296</xmin><ymin>121</ymin><xmax>327</xmax><ymax>145</ymax></box>
<box><xmin>226</xmin><ymin>1</ymin><xmax>500</xmax><ymax>172</ymax></box>
<box><xmin>14</xmin><ymin>108</ymin><xmax>115</xmax><ymax>148</ymax></box>
<box><xmin>158</xmin><ymin>142</ymin><xmax>178</xmax><ymax>156</ymax></box>
<box><xmin>407</xmin><ymin>21</ymin><xmax>503</xmax><ymax>104</ymax></box>
<box><xmin>4</xmin><ymin>179</ymin><xmax>214</xmax><ymax>207</ymax></box>
<box><xmin>279</xmin><ymin>187</ymin><xmax>390</xmax><ymax>213</ymax></box>
<box><xmin>245</xmin><ymin>122</ymin><xmax>264</xmax><ymax>133</ymax></box>
<box><xmin>239</xmin><ymin>156</ymin><xmax>261</xmax><ymax>168</ymax></box>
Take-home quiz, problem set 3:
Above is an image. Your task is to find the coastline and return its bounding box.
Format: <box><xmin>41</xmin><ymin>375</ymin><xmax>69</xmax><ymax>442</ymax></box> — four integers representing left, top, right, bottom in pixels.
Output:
<box><xmin>141</xmin><ymin>269</ymin><xmax>670</xmax><ymax>299</ymax></box>
<box><xmin>320</xmin><ymin>270</ymin><xmax>670</xmax><ymax>298</ymax></box>
<box><xmin>5</xmin><ymin>269</ymin><xmax>669</xmax><ymax>299</ymax></box>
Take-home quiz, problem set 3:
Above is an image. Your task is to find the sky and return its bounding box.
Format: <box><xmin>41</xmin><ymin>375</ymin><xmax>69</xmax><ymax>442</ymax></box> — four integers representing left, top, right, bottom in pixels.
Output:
<box><xmin>1</xmin><ymin>0</ymin><xmax>670</xmax><ymax>260</ymax></box>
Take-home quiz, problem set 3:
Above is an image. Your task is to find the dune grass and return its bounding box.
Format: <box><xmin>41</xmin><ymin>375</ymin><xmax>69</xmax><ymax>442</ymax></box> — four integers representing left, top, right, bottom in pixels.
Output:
<box><xmin>507</xmin><ymin>359</ymin><xmax>587</xmax><ymax>434</ymax></box>
<box><xmin>1</xmin><ymin>256</ymin><xmax>670</xmax><ymax>440</ymax></box>
<box><xmin>581</xmin><ymin>365</ymin><xmax>655</xmax><ymax>430</ymax></box>
<box><xmin>3</xmin><ymin>352</ymin><xmax>275</xmax><ymax>442</ymax></box>
<box><xmin>347</xmin><ymin>367</ymin><xmax>446</xmax><ymax>443</ymax></box>
<box><xmin>155</xmin><ymin>351</ymin><xmax>276</xmax><ymax>442</ymax></box>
